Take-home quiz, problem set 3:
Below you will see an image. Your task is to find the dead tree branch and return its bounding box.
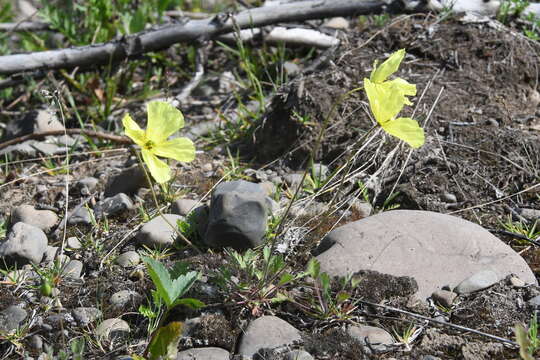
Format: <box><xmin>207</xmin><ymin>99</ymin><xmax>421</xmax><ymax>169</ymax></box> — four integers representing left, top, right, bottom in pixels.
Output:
<box><xmin>0</xmin><ymin>129</ymin><xmax>131</xmax><ymax>151</ymax></box>
<box><xmin>0</xmin><ymin>0</ymin><xmax>388</xmax><ymax>76</ymax></box>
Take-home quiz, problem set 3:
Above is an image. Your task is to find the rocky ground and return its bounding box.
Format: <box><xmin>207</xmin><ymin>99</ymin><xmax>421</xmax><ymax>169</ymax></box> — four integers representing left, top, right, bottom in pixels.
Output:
<box><xmin>0</xmin><ymin>3</ymin><xmax>540</xmax><ymax>360</ymax></box>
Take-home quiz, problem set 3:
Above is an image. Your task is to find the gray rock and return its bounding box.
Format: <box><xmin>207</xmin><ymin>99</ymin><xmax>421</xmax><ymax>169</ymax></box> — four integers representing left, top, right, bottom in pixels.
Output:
<box><xmin>431</xmin><ymin>290</ymin><xmax>457</xmax><ymax>308</ymax></box>
<box><xmin>0</xmin><ymin>305</ymin><xmax>27</xmax><ymax>332</ymax></box>
<box><xmin>11</xmin><ymin>205</ymin><xmax>58</xmax><ymax>232</ymax></box>
<box><xmin>441</xmin><ymin>192</ymin><xmax>457</xmax><ymax>203</ymax></box>
<box><xmin>454</xmin><ymin>270</ymin><xmax>499</xmax><ymax>294</ymax></box>
<box><xmin>96</xmin><ymin>318</ymin><xmax>130</xmax><ymax>339</ymax></box>
<box><xmin>350</xmin><ymin>199</ymin><xmax>373</xmax><ymax>218</ymax></box>
<box><xmin>323</xmin><ymin>17</ymin><xmax>350</xmax><ymax>29</ymax></box>
<box><xmin>176</xmin><ymin>347</ymin><xmax>230</xmax><ymax>360</ymax></box>
<box><xmin>347</xmin><ymin>325</ymin><xmax>394</xmax><ymax>349</ymax></box>
<box><xmin>137</xmin><ymin>214</ymin><xmax>184</xmax><ymax>248</ymax></box>
<box><xmin>29</xmin><ymin>335</ymin><xmax>43</xmax><ymax>351</ymax></box>
<box><xmin>76</xmin><ymin>177</ymin><xmax>99</xmax><ymax>195</ymax></box>
<box><xmin>115</xmin><ymin>251</ymin><xmax>140</xmax><ymax>267</ymax></box>
<box><xmin>284</xmin><ymin>350</ymin><xmax>314</xmax><ymax>360</ymax></box>
<box><xmin>528</xmin><ymin>295</ymin><xmax>540</xmax><ymax>308</ymax></box>
<box><xmin>110</xmin><ymin>290</ymin><xmax>143</xmax><ymax>309</ymax></box>
<box><xmin>290</xmin><ymin>201</ymin><xmax>328</xmax><ymax>218</ymax></box>
<box><xmin>0</xmin><ymin>222</ymin><xmax>48</xmax><ymax>265</ymax></box>
<box><xmin>205</xmin><ymin>180</ymin><xmax>268</xmax><ymax>250</ymax></box>
<box><xmin>509</xmin><ymin>276</ymin><xmax>526</xmax><ymax>287</ymax></box>
<box><xmin>315</xmin><ymin>210</ymin><xmax>536</xmax><ymax>300</ymax></box>
<box><xmin>66</xmin><ymin>237</ymin><xmax>81</xmax><ymax>250</ymax></box>
<box><xmin>72</xmin><ymin>307</ymin><xmax>102</xmax><ymax>326</ymax></box>
<box><xmin>519</xmin><ymin>208</ymin><xmax>540</xmax><ymax>221</ymax></box>
<box><xmin>171</xmin><ymin>199</ymin><xmax>199</xmax><ymax>216</ymax></box>
<box><xmin>43</xmin><ymin>246</ymin><xmax>58</xmax><ymax>263</ymax></box>
<box><xmin>94</xmin><ymin>193</ymin><xmax>133</xmax><ymax>219</ymax></box>
<box><xmin>0</xmin><ymin>142</ymin><xmax>37</xmax><ymax>157</ymax></box>
<box><xmin>2</xmin><ymin>108</ymin><xmax>64</xmax><ymax>141</ymax></box>
<box><xmin>283</xmin><ymin>173</ymin><xmax>305</xmax><ymax>189</ymax></box>
<box><xmin>105</xmin><ymin>165</ymin><xmax>148</xmax><ymax>197</ymax></box>
<box><xmin>238</xmin><ymin>316</ymin><xmax>302</xmax><ymax>357</ymax></box>
<box><xmin>62</xmin><ymin>260</ymin><xmax>83</xmax><ymax>279</ymax></box>
<box><xmin>68</xmin><ymin>207</ymin><xmax>93</xmax><ymax>225</ymax></box>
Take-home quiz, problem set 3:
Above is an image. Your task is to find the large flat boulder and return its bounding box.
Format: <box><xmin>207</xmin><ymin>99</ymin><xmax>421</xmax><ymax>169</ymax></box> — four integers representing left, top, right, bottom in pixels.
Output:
<box><xmin>315</xmin><ymin>210</ymin><xmax>536</xmax><ymax>299</ymax></box>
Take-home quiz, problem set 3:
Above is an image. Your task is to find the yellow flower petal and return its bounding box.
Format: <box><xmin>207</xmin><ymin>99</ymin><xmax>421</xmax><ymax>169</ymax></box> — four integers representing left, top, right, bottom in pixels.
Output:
<box><xmin>370</xmin><ymin>49</ymin><xmax>406</xmax><ymax>83</ymax></box>
<box><xmin>146</xmin><ymin>101</ymin><xmax>185</xmax><ymax>143</ymax></box>
<box><xmin>122</xmin><ymin>114</ymin><xmax>146</xmax><ymax>146</ymax></box>
<box><xmin>364</xmin><ymin>78</ymin><xmax>405</xmax><ymax>124</ymax></box>
<box><xmin>142</xmin><ymin>149</ymin><xmax>171</xmax><ymax>183</ymax></box>
<box><xmin>381</xmin><ymin>117</ymin><xmax>425</xmax><ymax>148</ymax></box>
<box><xmin>154</xmin><ymin>137</ymin><xmax>196</xmax><ymax>162</ymax></box>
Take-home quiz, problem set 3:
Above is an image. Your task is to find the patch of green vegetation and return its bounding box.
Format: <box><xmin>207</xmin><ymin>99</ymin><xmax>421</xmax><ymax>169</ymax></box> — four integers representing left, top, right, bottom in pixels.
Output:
<box><xmin>498</xmin><ymin>0</ymin><xmax>530</xmax><ymax>24</ymax></box>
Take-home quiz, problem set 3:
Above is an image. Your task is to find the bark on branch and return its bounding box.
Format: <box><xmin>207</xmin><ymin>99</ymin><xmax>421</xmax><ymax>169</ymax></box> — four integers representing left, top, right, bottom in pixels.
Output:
<box><xmin>0</xmin><ymin>0</ymin><xmax>388</xmax><ymax>76</ymax></box>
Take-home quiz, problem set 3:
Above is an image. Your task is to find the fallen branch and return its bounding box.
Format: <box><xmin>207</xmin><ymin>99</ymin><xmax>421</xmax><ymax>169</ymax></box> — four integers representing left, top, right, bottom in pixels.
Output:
<box><xmin>0</xmin><ymin>21</ymin><xmax>51</xmax><ymax>32</ymax></box>
<box><xmin>0</xmin><ymin>129</ymin><xmax>131</xmax><ymax>151</ymax></box>
<box><xmin>0</xmin><ymin>0</ymin><xmax>388</xmax><ymax>75</ymax></box>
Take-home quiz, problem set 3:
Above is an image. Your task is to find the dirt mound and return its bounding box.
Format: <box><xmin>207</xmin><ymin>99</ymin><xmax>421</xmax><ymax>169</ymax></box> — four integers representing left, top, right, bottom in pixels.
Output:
<box><xmin>250</xmin><ymin>15</ymin><xmax>540</xmax><ymax>227</ymax></box>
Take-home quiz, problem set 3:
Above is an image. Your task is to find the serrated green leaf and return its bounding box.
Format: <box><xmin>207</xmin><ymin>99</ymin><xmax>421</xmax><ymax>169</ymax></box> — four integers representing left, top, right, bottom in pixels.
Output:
<box><xmin>142</xmin><ymin>256</ymin><xmax>174</xmax><ymax>307</ymax></box>
<box><xmin>170</xmin><ymin>271</ymin><xmax>200</xmax><ymax>301</ymax></box>
<box><xmin>171</xmin><ymin>297</ymin><xmax>205</xmax><ymax>309</ymax></box>
<box><xmin>147</xmin><ymin>322</ymin><xmax>183</xmax><ymax>360</ymax></box>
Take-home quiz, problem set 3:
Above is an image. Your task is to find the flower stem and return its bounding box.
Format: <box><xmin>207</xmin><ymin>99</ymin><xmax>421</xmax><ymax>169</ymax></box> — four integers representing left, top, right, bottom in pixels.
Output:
<box><xmin>133</xmin><ymin>148</ymin><xmax>201</xmax><ymax>254</ymax></box>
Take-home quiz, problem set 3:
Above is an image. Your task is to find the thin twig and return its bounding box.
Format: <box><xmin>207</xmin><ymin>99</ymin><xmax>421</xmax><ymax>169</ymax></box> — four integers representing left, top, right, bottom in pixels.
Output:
<box><xmin>0</xmin><ymin>129</ymin><xmax>131</xmax><ymax>151</ymax></box>
<box><xmin>359</xmin><ymin>300</ymin><xmax>518</xmax><ymax>346</ymax></box>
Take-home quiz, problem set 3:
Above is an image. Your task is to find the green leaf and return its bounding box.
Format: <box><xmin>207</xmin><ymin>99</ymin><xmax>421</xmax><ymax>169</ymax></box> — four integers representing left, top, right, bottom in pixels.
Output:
<box><xmin>147</xmin><ymin>322</ymin><xmax>183</xmax><ymax>360</ymax></box>
<box><xmin>171</xmin><ymin>297</ymin><xmax>205</xmax><ymax>309</ymax></box>
<box><xmin>306</xmin><ymin>258</ymin><xmax>320</xmax><ymax>279</ymax></box>
<box><xmin>170</xmin><ymin>271</ymin><xmax>200</xmax><ymax>302</ymax></box>
<box><xmin>142</xmin><ymin>256</ymin><xmax>174</xmax><ymax>307</ymax></box>
<box><xmin>278</xmin><ymin>273</ymin><xmax>294</xmax><ymax>286</ymax></box>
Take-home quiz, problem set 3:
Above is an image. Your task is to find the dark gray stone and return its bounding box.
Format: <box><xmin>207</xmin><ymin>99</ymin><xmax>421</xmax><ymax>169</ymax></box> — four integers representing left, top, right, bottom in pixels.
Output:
<box><xmin>105</xmin><ymin>165</ymin><xmax>148</xmax><ymax>197</ymax></box>
<box><xmin>0</xmin><ymin>222</ymin><xmax>48</xmax><ymax>265</ymax></box>
<box><xmin>68</xmin><ymin>207</ymin><xmax>93</xmax><ymax>225</ymax></box>
<box><xmin>205</xmin><ymin>180</ymin><xmax>268</xmax><ymax>250</ymax></box>
<box><xmin>94</xmin><ymin>193</ymin><xmax>133</xmax><ymax>219</ymax></box>
<box><xmin>110</xmin><ymin>290</ymin><xmax>143</xmax><ymax>309</ymax></box>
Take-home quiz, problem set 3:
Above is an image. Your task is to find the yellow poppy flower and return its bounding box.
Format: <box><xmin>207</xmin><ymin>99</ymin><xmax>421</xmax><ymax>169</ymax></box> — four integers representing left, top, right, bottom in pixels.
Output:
<box><xmin>369</xmin><ymin>48</ymin><xmax>417</xmax><ymax>105</ymax></box>
<box><xmin>364</xmin><ymin>50</ymin><xmax>425</xmax><ymax>148</ymax></box>
<box><xmin>123</xmin><ymin>101</ymin><xmax>196</xmax><ymax>183</ymax></box>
